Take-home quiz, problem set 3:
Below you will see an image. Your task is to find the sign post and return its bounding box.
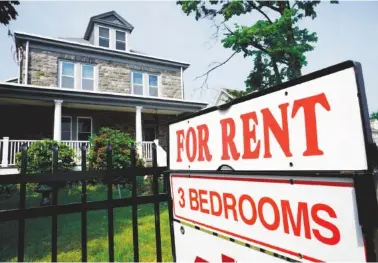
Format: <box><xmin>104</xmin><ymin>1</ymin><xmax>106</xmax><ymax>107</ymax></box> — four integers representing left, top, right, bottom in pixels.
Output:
<box><xmin>167</xmin><ymin>61</ymin><xmax>378</xmax><ymax>262</ymax></box>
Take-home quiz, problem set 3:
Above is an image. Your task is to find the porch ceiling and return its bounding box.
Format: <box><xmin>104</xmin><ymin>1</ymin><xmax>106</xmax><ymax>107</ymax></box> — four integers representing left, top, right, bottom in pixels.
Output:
<box><xmin>0</xmin><ymin>82</ymin><xmax>208</xmax><ymax>114</ymax></box>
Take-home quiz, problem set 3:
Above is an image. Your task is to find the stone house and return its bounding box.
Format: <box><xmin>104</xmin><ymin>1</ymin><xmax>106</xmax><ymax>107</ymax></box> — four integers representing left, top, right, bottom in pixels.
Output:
<box><xmin>0</xmin><ymin>11</ymin><xmax>207</xmax><ymax>168</ymax></box>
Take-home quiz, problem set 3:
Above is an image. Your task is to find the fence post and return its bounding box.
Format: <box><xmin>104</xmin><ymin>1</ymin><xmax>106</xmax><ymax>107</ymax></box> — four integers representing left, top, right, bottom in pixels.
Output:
<box><xmin>1</xmin><ymin>137</ymin><xmax>9</xmax><ymax>168</ymax></box>
<box><xmin>17</xmin><ymin>143</ymin><xmax>28</xmax><ymax>262</ymax></box>
<box><xmin>152</xmin><ymin>143</ymin><xmax>162</xmax><ymax>262</ymax></box>
<box><xmin>105</xmin><ymin>143</ymin><xmax>114</xmax><ymax>262</ymax></box>
<box><xmin>130</xmin><ymin>144</ymin><xmax>139</xmax><ymax>262</ymax></box>
<box><xmin>51</xmin><ymin>143</ymin><xmax>59</xmax><ymax>262</ymax></box>
<box><xmin>80</xmin><ymin>144</ymin><xmax>88</xmax><ymax>262</ymax></box>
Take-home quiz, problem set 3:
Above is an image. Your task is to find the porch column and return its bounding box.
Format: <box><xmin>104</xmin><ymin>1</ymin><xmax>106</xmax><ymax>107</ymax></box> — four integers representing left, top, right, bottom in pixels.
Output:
<box><xmin>53</xmin><ymin>100</ymin><xmax>63</xmax><ymax>141</ymax></box>
<box><xmin>135</xmin><ymin>106</ymin><xmax>143</xmax><ymax>156</ymax></box>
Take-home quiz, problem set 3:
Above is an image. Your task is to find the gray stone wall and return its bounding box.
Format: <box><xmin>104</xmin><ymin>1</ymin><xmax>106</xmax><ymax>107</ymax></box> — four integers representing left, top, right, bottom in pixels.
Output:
<box><xmin>25</xmin><ymin>48</ymin><xmax>183</xmax><ymax>99</ymax></box>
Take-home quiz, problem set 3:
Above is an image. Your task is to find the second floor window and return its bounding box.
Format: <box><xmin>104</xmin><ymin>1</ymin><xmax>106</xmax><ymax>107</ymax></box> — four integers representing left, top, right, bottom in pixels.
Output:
<box><xmin>149</xmin><ymin>75</ymin><xmax>158</xmax><ymax>97</ymax></box>
<box><xmin>131</xmin><ymin>72</ymin><xmax>159</xmax><ymax>97</ymax></box>
<box><xmin>99</xmin><ymin>27</ymin><xmax>110</xmax><ymax>48</ymax></box>
<box><xmin>61</xmin><ymin>61</ymin><xmax>75</xmax><ymax>89</ymax></box>
<box><xmin>132</xmin><ymin>72</ymin><xmax>144</xmax><ymax>95</ymax></box>
<box><xmin>81</xmin><ymin>64</ymin><xmax>94</xmax><ymax>90</ymax></box>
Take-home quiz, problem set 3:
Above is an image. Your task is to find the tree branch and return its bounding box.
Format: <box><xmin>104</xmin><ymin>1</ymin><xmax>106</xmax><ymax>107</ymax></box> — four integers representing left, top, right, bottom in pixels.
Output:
<box><xmin>246</xmin><ymin>1</ymin><xmax>273</xmax><ymax>23</ymax></box>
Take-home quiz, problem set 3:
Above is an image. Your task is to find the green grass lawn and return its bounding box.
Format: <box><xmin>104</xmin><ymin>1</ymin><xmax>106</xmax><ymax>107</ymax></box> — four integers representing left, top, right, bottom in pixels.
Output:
<box><xmin>0</xmin><ymin>181</ymin><xmax>173</xmax><ymax>262</ymax></box>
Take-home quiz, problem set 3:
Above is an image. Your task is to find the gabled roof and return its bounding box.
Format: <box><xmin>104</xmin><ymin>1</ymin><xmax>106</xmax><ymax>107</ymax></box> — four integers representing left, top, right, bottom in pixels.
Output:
<box><xmin>84</xmin><ymin>11</ymin><xmax>134</xmax><ymax>40</ymax></box>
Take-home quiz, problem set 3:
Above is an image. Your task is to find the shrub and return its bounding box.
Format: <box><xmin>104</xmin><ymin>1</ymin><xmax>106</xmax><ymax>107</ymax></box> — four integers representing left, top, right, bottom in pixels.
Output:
<box><xmin>15</xmin><ymin>139</ymin><xmax>76</xmax><ymax>174</ymax></box>
<box><xmin>88</xmin><ymin>127</ymin><xmax>145</xmax><ymax>170</ymax></box>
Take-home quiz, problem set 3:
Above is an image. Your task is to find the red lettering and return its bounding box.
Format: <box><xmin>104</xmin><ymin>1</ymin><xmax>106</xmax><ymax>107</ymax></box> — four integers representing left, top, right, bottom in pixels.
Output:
<box><xmin>240</xmin><ymin>112</ymin><xmax>260</xmax><ymax>159</ymax></box>
<box><xmin>176</xmin><ymin>129</ymin><xmax>185</xmax><ymax>162</ymax></box>
<box><xmin>209</xmin><ymin>191</ymin><xmax>222</xmax><ymax>216</ymax></box>
<box><xmin>199</xmin><ymin>189</ymin><xmax>210</xmax><ymax>214</ymax></box>
<box><xmin>258</xmin><ymin>197</ymin><xmax>280</xmax><ymax>231</ymax></box>
<box><xmin>189</xmin><ymin>188</ymin><xmax>199</xmax><ymax>211</ymax></box>
<box><xmin>223</xmin><ymin>193</ymin><xmax>238</xmax><ymax>221</ymax></box>
<box><xmin>291</xmin><ymin>93</ymin><xmax>331</xmax><ymax>156</ymax></box>
<box><xmin>221</xmin><ymin>254</ymin><xmax>235</xmax><ymax>263</ymax></box>
<box><xmin>178</xmin><ymin>187</ymin><xmax>185</xmax><ymax>208</ymax></box>
<box><xmin>186</xmin><ymin>127</ymin><xmax>197</xmax><ymax>162</ymax></box>
<box><xmin>220</xmin><ymin>118</ymin><xmax>240</xmax><ymax>161</ymax></box>
<box><xmin>197</xmin><ymin>124</ymin><xmax>212</xmax><ymax>162</ymax></box>
<box><xmin>239</xmin><ymin>194</ymin><xmax>257</xmax><ymax>225</ymax></box>
<box><xmin>311</xmin><ymin>203</ymin><xmax>340</xmax><ymax>246</ymax></box>
<box><xmin>281</xmin><ymin>200</ymin><xmax>311</xmax><ymax>239</ymax></box>
<box><xmin>261</xmin><ymin>103</ymin><xmax>292</xmax><ymax>158</ymax></box>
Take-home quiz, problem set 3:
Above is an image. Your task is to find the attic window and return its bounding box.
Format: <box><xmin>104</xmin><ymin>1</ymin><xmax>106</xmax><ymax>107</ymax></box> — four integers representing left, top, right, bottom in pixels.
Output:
<box><xmin>116</xmin><ymin>30</ymin><xmax>126</xmax><ymax>50</ymax></box>
<box><xmin>99</xmin><ymin>26</ymin><xmax>110</xmax><ymax>48</ymax></box>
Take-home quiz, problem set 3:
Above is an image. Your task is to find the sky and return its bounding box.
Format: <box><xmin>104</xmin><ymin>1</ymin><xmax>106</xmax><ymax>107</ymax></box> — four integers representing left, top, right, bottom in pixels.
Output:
<box><xmin>0</xmin><ymin>1</ymin><xmax>377</xmax><ymax>113</ymax></box>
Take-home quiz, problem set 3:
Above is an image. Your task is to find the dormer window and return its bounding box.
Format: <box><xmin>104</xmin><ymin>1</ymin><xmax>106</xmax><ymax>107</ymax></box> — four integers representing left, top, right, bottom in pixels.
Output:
<box><xmin>116</xmin><ymin>30</ymin><xmax>126</xmax><ymax>51</ymax></box>
<box><xmin>99</xmin><ymin>26</ymin><xmax>110</xmax><ymax>48</ymax></box>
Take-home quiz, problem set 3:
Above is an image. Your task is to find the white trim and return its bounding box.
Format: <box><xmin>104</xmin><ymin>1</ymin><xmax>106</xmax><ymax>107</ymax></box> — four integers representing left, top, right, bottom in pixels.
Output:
<box><xmin>24</xmin><ymin>41</ymin><xmax>29</xmax><ymax>84</ymax></box>
<box><xmin>14</xmin><ymin>31</ymin><xmax>190</xmax><ymax>66</ymax></box>
<box><xmin>80</xmin><ymin>63</ymin><xmax>96</xmax><ymax>91</ymax></box>
<box><xmin>212</xmin><ymin>89</ymin><xmax>234</xmax><ymax>106</ymax></box>
<box><xmin>98</xmin><ymin>26</ymin><xmax>110</xmax><ymax>48</ymax></box>
<box><xmin>0</xmin><ymin>81</ymin><xmax>208</xmax><ymax>105</ymax></box>
<box><xmin>61</xmin><ymin>115</ymin><xmax>73</xmax><ymax>140</ymax></box>
<box><xmin>77</xmin><ymin>116</ymin><xmax>93</xmax><ymax>141</ymax></box>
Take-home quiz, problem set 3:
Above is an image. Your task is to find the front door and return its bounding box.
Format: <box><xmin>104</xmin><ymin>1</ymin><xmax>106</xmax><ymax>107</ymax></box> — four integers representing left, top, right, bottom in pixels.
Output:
<box><xmin>144</xmin><ymin>127</ymin><xmax>156</xmax><ymax>141</ymax></box>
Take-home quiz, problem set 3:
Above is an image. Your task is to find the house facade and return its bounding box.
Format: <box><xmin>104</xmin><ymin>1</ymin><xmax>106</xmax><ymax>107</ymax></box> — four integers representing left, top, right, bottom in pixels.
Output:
<box><xmin>0</xmin><ymin>11</ymin><xmax>207</xmax><ymax>168</ymax></box>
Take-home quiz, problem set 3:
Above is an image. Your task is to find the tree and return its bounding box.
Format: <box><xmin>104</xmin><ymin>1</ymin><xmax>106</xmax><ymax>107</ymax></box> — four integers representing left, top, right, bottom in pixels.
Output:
<box><xmin>371</xmin><ymin>111</ymin><xmax>378</xmax><ymax>120</ymax></box>
<box><xmin>177</xmin><ymin>0</ymin><xmax>337</xmax><ymax>97</ymax></box>
<box><xmin>0</xmin><ymin>1</ymin><xmax>19</xmax><ymax>26</ymax></box>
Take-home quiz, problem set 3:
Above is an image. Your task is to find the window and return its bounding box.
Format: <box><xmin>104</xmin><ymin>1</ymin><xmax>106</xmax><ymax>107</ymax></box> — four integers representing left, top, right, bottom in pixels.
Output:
<box><xmin>99</xmin><ymin>27</ymin><xmax>110</xmax><ymax>48</ymax></box>
<box><xmin>148</xmin><ymin>75</ymin><xmax>158</xmax><ymax>97</ymax></box>
<box><xmin>77</xmin><ymin>117</ymin><xmax>92</xmax><ymax>140</ymax></box>
<box><xmin>132</xmin><ymin>72</ymin><xmax>144</xmax><ymax>95</ymax></box>
<box><xmin>60</xmin><ymin>61</ymin><xmax>75</xmax><ymax>89</ymax></box>
<box><xmin>116</xmin><ymin>31</ymin><xmax>126</xmax><ymax>50</ymax></box>
<box><xmin>61</xmin><ymin>117</ymin><xmax>72</xmax><ymax>140</ymax></box>
<box><xmin>81</xmin><ymin>64</ymin><xmax>94</xmax><ymax>90</ymax></box>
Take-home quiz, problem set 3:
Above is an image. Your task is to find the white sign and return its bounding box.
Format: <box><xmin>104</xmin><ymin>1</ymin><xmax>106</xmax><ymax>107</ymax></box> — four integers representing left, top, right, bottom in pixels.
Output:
<box><xmin>171</xmin><ymin>174</ymin><xmax>366</xmax><ymax>262</ymax></box>
<box><xmin>169</xmin><ymin>66</ymin><xmax>368</xmax><ymax>171</ymax></box>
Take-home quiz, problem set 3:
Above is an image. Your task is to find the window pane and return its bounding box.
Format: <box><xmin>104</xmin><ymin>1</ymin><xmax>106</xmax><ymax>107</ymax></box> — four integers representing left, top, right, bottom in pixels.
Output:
<box><xmin>62</xmin><ymin>76</ymin><xmax>74</xmax><ymax>89</ymax></box>
<box><xmin>133</xmin><ymin>72</ymin><xmax>143</xmax><ymax>85</ymax></box>
<box><xmin>99</xmin><ymin>27</ymin><xmax>109</xmax><ymax>38</ymax></box>
<box><xmin>61</xmin><ymin>117</ymin><xmax>71</xmax><ymax>132</ymax></box>
<box><xmin>62</xmin><ymin>131</ymin><xmax>71</xmax><ymax>141</ymax></box>
<box><xmin>78</xmin><ymin>118</ymin><xmax>91</xmax><ymax>133</ymax></box>
<box><xmin>82</xmin><ymin>79</ymin><xmax>94</xmax><ymax>90</ymax></box>
<box><xmin>149</xmin><ymin>75</ymin><xmax>158</xmax><ymax>87</ymax></box>
<box><xmin>149</xmin><ymin>87</ymin><xmax>158</xmax><ymax>97</ymax></box>
<box><xmin>99</xmin><ymin>38</ymin><xmax>109</xmax><ymax>47</ymax></box>
<box><xmin>82</xmin><ymin>65</ymin><xmax>94</xmax><ymax>78</ymax></box>
<box><xmin>133</xmin><ymin>85</ymin><xmax>143</xmax><ymax>95</ymax></box>
<box><xmin>62</xmin><ymin>62</ymin><xmax>74</xmax><ymax>76</ymax></box>
<box><xmin>78</xmin><ymin>133</ymin><xmax>91</xmax><ymax>141</ymax></box>
<box><xmin>116</xmin><ymin>41</ymin><xmax>126</xmax><ymax>50</ymax></box>
<box><xmin>116</xmin><ymin>31</ymin><xmax>125</xmax><ymax>41</ymax></box>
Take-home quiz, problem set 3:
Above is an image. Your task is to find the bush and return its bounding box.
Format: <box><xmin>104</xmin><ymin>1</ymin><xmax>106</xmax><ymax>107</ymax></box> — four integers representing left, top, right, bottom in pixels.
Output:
<box><xmin>88</xmin><ymin>127</ymin><xmax>145</xmax><ymax>170</ymax></box>
<box><xmin>15</xmin><ymin>139</ymin><xmax>76</xmax><ymax>174</ymax></box>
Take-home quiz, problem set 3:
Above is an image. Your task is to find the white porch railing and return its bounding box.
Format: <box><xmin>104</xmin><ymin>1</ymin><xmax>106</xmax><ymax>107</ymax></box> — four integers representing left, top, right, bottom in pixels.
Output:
<box><xmin>0</xmin><ymin>137</ymin><xmax>160</xmax><ymax>168</ymax></box>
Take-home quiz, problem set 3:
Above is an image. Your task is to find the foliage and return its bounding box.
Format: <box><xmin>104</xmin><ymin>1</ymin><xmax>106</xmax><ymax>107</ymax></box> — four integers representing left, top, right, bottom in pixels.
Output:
<box><xmin>88</xmin><ymin>127</ymin><xmax>145</xmax><ymax>170</ymax></box>
<box><xmin>370</xmin><ymin>111</ymin><xmax>378</xmax><ymax>120</ymax></box>
<box><xmin>177</xmin><ymin>0</ymin><xmax>338</xmax><ymax>96</ymax></box>
<box><xmin>0</xmin><ymin>1</ymin><xmax>19</xmax><ymax>25</ymax></box>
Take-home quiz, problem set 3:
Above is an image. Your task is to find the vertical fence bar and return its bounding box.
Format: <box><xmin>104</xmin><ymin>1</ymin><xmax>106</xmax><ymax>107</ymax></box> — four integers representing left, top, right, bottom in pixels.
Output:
<box><xmin>81</xmin><ymin>144</ymin><xmax>87</xmax><ymax>262</ymax></box>
<box><xmin>166</xmin><ymin>132</ymin><xmax>177</xmax><ymax>262</ymax></box>
<box><xmin>152</xmin><ymin>144</ymin><xmax>162</xmax><ymax>262</ymax></box>
<box><xmin>17</xmin><ymin>143</ymin><xmax>27</xmax><ymax>262</ymax></box>
<box><xmin>130</xmin><ymin>145</ymin><xmax>139</xmax><ymax>262</ymax></box>
<box><xmin>51</xmin><ymin>144</ymin><xmax>59</xmax><ymax>262</ymax></box>
<box><xmin>106</xmin><ymin>144</ymin><xmax>114</xmax><ymax>262</ymax></box>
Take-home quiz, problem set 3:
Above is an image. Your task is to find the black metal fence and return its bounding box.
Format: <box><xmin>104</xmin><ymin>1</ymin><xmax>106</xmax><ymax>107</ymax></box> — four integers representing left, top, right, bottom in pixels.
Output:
<box><xmin>0</xmin><ymin>143</ymin><xmax>174</xmax><ymax>262</ymax></box>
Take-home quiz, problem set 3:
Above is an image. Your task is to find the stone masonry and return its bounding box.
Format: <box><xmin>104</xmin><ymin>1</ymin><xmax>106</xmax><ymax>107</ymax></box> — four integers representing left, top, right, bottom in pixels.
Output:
<box><xmin>24</xmin><ymin>48</ymin><xmax>183</xmax><ymax>99</ymax></box>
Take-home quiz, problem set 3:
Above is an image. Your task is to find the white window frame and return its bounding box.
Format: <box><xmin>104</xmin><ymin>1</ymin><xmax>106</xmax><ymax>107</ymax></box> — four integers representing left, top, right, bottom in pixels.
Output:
<box><xmin>80</xmin><ymin>64</ymin><xmax>96</xmax><ymax>91</ymax></box>
<box><xmin>131</xmin><ymin>71</ymin><xmax>144</xmax><ymax>96</ymax></box>
<box><xmin>77</xmin><ymin>117</ymin><xmax>93</xmax><ymax>141</ymax></box>
<box><xmin>98</xmin><ymin>26</ymin><xmax>110</xmax><ymax>48</ymax></box>
<box><xmin>148</xmin><ymin>74</ymin><xmax>159</xmax><ymax>97</ymax></box>
<box><xmin>61</xmin><ymin>116</ymin><xmax>72</xmax><ymax>141</ymax></box>
<box><xmin>115</xmin><ymin>30</ymin><xmax>126</xmax><ymax>51</ymax></box>
<box><xmin>59</xmin><ymin>60</ymin><xmax>76</xmax><ymax>89</ymax></box>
